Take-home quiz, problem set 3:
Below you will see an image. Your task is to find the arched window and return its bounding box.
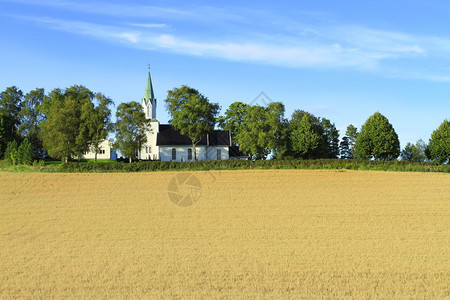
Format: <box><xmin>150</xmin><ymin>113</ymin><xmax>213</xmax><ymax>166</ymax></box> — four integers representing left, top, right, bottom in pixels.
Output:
<box><xmin>172</xmin><ymin>148</ymin><xmax>176</xmax><ymax>160</ymax></box>
<box><xmin>188</xmin><ymin>148</ymin><xmax>192</xmax><ymax>160</ymax></box>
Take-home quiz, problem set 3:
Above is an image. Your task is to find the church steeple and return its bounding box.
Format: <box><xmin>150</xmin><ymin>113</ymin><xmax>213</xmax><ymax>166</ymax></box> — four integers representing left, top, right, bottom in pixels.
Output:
<box><xmin>142</xmin><ymin>66</ymin><xmax>157</xmax><ymax>119</ymax></box>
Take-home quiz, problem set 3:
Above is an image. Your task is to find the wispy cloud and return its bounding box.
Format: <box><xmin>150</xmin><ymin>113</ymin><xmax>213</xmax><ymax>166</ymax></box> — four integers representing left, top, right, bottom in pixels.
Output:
<box><xmin>6</xmin><ymin>0</ymin><xmax>450</xmax><ymax>81</ymax></box>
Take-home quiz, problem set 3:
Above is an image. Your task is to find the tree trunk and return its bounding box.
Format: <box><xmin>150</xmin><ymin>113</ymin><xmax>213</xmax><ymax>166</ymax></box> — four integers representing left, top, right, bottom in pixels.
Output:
<box><xmin>193</xmin><ymin>142</ymin><xmax>197</xmax><ymax>161</ymax></box>
<box><xmin>94</xmin><ymin>152</ymin><xmax>97</xmax><ymax>163</ymax></box>
<box><xmin>129</xmin><ymin>157</ymin><xmax>132</xmax><ymax>163</ymax></box>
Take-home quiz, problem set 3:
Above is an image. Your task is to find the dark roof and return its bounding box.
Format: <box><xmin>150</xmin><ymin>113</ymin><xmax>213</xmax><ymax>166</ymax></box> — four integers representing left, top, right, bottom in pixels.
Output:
<box><xmin>229</xmin><ymin>145</ymin><xmax>249</xmax><ymax>158</ymax></box>
<box><xmin>156</xmin><ymin>124</ymin><xmax>231</xmax><ymax>146</ymax></box>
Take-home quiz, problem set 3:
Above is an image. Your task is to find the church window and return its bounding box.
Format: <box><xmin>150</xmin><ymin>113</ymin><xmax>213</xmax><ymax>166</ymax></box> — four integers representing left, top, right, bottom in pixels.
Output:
<box><xmin>172</xmin><ymin>148</ymin><xmax>176</xmax><ymax>160</ymax></box>
<box><xmin>147</xmin><ymin>105</ymin><xmax>150</xmax><ymax>118</ymax></box>
<box><xmin>217</xmin><ymin>149</ymin><xmax>221</xmax><ymax>160</ymax></box>
<box><xmin>188</xmin><ymin>148</ymin><xmax>192</xmax><ymax>160</ymax></box>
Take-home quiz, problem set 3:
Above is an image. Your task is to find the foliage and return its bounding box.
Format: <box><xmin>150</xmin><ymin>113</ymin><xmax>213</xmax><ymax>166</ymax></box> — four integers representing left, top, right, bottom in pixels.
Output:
<box><xmin>427</xmin><ymin>119</ymin><xmax>450</xmax><ymax>163</ymax></box>
<box><xmin>0</xmin><ymin>86</ymin><xmax>23</xmax><ymax>157</ymax></box>
<box><xmin>115</xmin><ymin>101</ymin><xmax>150</xmax><ymax>163</ymax></box>
<box><xmin>354</xmin><ymin>112</ymin><xmax>400</xmax><ymax>161</ymax></box>
<box><xmin>87</xmin><ymin>93</ymin><xmax>114</xmax><ymax>162</ymax></box>
<box><xmin>217</xmin><ymin>101</ymin><xmax>250</xmax><ymax>146</ymax></box>
<box><xmin>345</xmin><ymin>124</ymin><xmax>358</xmax><ymax>158</ymax></box>
<box><xmin>401</xmin><ymin>139</ymin><xmax>427</xmax><ymax>162</ymax></box>
<box><xmin>17</xmin><ymin>138</ymin><xmax>34</xmax><ymax>165</ymax></box>
<box><xmin>5</xmin><ymin>140</ymin><xmax>18</xmax><ymax>165</ymax></box>
<box><xmin>41</xmin><ymin>86</ymin><xmax>95</xmax><ymax>162</ymax></box>
<box><xmin>165</xmin><ymin>85</ymin><xmax>220</xmax><ymax>160</ymax></box>
<box><xmin>19</xmin><ymin>88</ymin><xmax>45</xmax><ymax>157</ymax></box>
<box><xmin>339</xmin><ymin>136</ymin><xmax>352</xmax><ymax>159</ymax></box>
<box><xmin>234</xmin><ymin>102</ymin><xmax>285</xmax><ymax>159</ymax></box>
<box><xmin>321</xmin><ymin>118</ymin><xmax>340</xmax><ymax>158</ymax></box>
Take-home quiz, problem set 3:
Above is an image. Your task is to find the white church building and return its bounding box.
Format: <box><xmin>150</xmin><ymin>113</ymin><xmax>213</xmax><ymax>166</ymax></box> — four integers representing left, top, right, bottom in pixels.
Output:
<box><xmin>138</xmin><ymin>71</ymin><xmax>232</xmax><ymax>162</ymax></box>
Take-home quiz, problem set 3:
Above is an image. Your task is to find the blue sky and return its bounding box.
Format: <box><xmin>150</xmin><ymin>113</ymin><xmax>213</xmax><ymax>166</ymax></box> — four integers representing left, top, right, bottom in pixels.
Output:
<box><xmin>1</xmin><ymin>0</ymin><xmax>450</xmax><ymax>147</ymax></box>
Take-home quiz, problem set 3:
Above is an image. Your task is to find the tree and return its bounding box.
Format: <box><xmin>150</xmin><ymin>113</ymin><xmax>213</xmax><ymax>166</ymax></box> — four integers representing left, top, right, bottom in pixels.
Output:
<box><xmin>87</xmin><ymin>93</ymin><xmax>114</xmax><ymax>162</ymax></box>
<box><xmin>345</xmin><ymin>124</ymin><xmax>358</xmax><ymax>158</ymax></box>
<box><xmin>115</xmin><ymin>101</ymin><xmax>150</xmax><ymax>163</ymax></box>
<box><xmin>17</xmin><ymin>138</ymin><xmax>34</xmax><ymax>165</ymax></box>
<box><xmin>0</xmin><ymin>86</ymin><xmax>23</xmax><ymax>157</ymax></box>
<box><xmin>321</xmin><ymin>118</ymin><xmax>340</xmax><ymax>158</ymax></box>
<box><xmin>401</xmin><ymin>139</ymin><xmax>427</xmax><ymax>162</ymax></box>
<box><xmin>19</xmin><ymin>88</ymin><xmax>45</xmax><ymax>157</ymax></box>
<box><xmin>427</xmin><ymin>120</ymin><xmax>450</xmax><ymax>163</ymax></box>
<box><xmin>339</xmin><ymin>136</ymin><xmax>352</xmax><ymax>159</ymax></box>
<box><xmin>41</xmin><ymin>86</ymin><xmax>95</xmax><ymax>162</ymax></box>
<box><xmin>165</xmin><ymin>86</ymin><xmax>220</xmax><ymax>161</ymax></box>
<box><xmin>235</xmin><ymin>102</ymin><xmax>285</xmax><ymax>160</ymax></box>
<box><xmin>217</xmin><ymin>101</ymin><xmax>250</xmax><ymax>146</ymax></box>
<box><xmin>4</xmin><ymin>140</ymin><xmax>18</xmax><ymax>165</ymax></box>
<box><xmin>290</xmin><ymin>111</ymin><xmax>324</xmax><ymax>159</ymax></box>
<box><xmin>354</xmin><ymin>112</ymin><xmax>400</xmax><ymax>161</ymax></box>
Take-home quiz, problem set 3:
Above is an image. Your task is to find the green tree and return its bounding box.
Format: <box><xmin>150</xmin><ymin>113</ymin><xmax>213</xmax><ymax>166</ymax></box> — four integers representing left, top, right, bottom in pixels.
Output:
<box><xmin>165</xmin><ymin>86</ymin><xmax>220</xmax><ymax>161</ymax></box>
<box><xmin>235</xmin><ymin>102</ymin><xmax>285</xmax><ymax>160</ymax></box>
<box><xmin>115</xmin><ymin>101</ymin><xmax>150</xmax><ymax>163</ymax></box>
<box><xmin>217</xmin><ymin>101</ymin><xmax>250</xmax><ymax>146</ymax></box>
<box><xmin>87</xmin><ymin>93</ymin><xmax>114</xmax><ymax>162</ymax></box>
<box><xmin>345</xmin><ymin>124</ymin><xmax>358</xmax><ymax>158</ymax></box>
<box><xmin>41</xmin><ymin>86</ymin><xmax>95</xmax><ymax>162</ymax></box>
<box><xmin>290</xmin><ymin>111</ymin><xmax>324</xmax><ymax>159</ymax></box>
<box><xmin>321</xmin><ymin>118</ymin><xmax>340</xmax><ymax>158</ymax></box>
<box><xmin>401</xmin><ymin>139</ymin><xmax>427</xmax><ymax>162</ymax></box>
<box><xmin>339</xmin><ymin>136</ymin><xmax>352</xmax><ymax>159</ymax></box>
<box><xmin>17</xmin><ymin>138</ymin><xmax>34</xmax><ymax>165</ymax></box>
<box><xmin>19</xmin><ymin>88</ymin><xmax>45</xmax><ymax>157</ymax></box>
<box><xmin>0</xmin><ymin>86</ymin><xmax>23</xmax><ymax>157</ymax></box>
<box><xmin>354</xmin><ymin>112</ymin><xmax>400</xmax><ymax>161</ymax></box>
<box><xmin>427</xmin><ymin>120</ymin><xmax>450</xmax><ymax>163</ymax></box>
<box><xmin>4</xmin><ymin>140</ymin><xmax>18</xmax><ymax>165</ymax></box>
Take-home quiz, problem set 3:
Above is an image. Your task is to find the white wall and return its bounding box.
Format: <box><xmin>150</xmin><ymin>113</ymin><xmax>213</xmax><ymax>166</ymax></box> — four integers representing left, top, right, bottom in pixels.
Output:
<box><xmin>139</xmin><ymin>121</ymin><xmax>159</xmax><ymax>160</ymax></box>
<box><xmin>82</xmin><ymin>140</ymin><xmax>116</xmax><ymax>160</ymax></box>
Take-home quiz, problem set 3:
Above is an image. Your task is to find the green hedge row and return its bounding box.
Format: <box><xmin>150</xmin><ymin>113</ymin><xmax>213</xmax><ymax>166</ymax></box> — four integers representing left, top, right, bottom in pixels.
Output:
<box><xmin>57</xmin><ymin>159</ymin><xmax>450</xmax><ymax>173</ymax></box>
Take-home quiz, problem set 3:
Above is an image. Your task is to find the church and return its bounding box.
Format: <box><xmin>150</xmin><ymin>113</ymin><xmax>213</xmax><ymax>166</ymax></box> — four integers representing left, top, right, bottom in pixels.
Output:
<box><xmin>138</xmin><ymin>71</ymin><xmax>232</xmax><ymax>161</ymax></box>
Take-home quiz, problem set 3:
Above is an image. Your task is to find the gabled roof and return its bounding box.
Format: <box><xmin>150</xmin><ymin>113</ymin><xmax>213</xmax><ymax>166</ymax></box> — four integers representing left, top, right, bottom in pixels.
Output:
<box><xmin>156</xmin><ymin>124</ymin><xmax>231</xmax><ymax>146</ymax></box>
<box><xmin>143</xmin><ymin>71</ymin><xmax>155</xmax><ymax>105</ymax></box>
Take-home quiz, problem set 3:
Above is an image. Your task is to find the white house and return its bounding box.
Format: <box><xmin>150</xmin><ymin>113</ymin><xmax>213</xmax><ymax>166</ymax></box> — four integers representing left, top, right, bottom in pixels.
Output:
<box><xmin>138</xmin><ymin>70</ymin><xmax>232</xmax><ymax>161</ymax></box>
<box><xmin>82</xmin><ymin>139</ymin><xmax>117</xmax><ymax>160</ymax></box>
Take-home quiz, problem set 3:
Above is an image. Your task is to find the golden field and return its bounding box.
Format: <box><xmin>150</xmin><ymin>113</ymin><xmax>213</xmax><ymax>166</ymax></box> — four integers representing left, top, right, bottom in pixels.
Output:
<box><xmin>0</xmin><ymin>170</ymin><xmax>449</xmax><ymax>298</ymax></box>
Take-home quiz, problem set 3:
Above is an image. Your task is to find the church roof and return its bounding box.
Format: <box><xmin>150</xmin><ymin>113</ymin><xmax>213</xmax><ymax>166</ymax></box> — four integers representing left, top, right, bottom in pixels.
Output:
<box><xmin>157</xmin><ymin>124</ymin><xmax>231</xmax><ymax>146</ymax></box>
<box><xmin>143</xmin><ymin>71</ymin><xmax>155</xmax><ymax>105</ymax></box>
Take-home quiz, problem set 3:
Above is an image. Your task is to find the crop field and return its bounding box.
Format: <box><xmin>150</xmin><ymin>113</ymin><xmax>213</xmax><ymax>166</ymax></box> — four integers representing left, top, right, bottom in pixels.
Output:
<box><xmin>0</xmin><ymin>170</ymin><xmax>449</xmax><ymax>298</ymax></box>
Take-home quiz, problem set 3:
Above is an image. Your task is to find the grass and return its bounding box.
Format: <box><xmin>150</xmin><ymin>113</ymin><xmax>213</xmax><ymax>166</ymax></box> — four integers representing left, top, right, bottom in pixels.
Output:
<box><xmin>0</xmin><ymin>170</ymin><xmax>449</xmax><ymax>298</ymax></box>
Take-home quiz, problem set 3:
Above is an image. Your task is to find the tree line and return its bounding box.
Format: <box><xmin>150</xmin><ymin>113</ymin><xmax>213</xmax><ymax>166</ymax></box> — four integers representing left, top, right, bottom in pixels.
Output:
<box><xmin>1</xmin><ymin>85</ymin><xmax>449</xmax><ymax>164</ymax></box>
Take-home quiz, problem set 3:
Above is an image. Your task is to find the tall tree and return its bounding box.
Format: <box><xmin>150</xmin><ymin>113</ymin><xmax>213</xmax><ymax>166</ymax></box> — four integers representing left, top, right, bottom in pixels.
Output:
<box><xmin>339</xmin><ymin>136</ymin><xmax>352</xmax><ymax>159</ymax></box>
<box><xmin>165</xmin><ymin>86</ymin><xmax>220</xmax><ymax>161</ymax></box>
<box><xmin>401</xmin><ymin>139</ymin><xmax>427</xmax><ymax>162</ymax></box>
<box><xmin>321</xmin><ymin>118</ymin><xmax>340</xmax><ymax>158</ymax></box>
<box><xmin>41</xmin><ymin>86</ymin><xmax>95</xmax><ymax>162</ymax></box>
<box><xmin>17</xmin><ymin>138</ymin><xmax>34</xmax><ymax>165</ymax></box>
<box><xmin>289</xmin><ymin>111</ymin><xmax>324</xmax><ymax>159</ymax></box>
<box><xmin>115</xmin><ymin>101</ymin><xmax>150</xmax><ymax>163</ymax></box>
<box><xmin>0</xmin><ymin>86</ymin><xmax>23</xmax><ymax>157</ymax></box>
<box><xmin>235</xmin><ymin>102</ymin><xmax>285</xmax><ymax>160</ymax></box>
<box><xmin>217</xmin><ymin>101</ymin><xmax>250</xmax><ymax>146</ymax></box>
<box><xmin>345</xmin><ymin>124</ymin><xmax>358</xmax><ymax>158</ymax></box>
<box><xmin>87</xmin><ymin>93</ymin><xmax>114</xmax><ymax>162</ymax></box>
<box><xmin>354</xmin><ymin>112</ymin><xmax>400</xmax><ymax>161</ymax></box>
<box><xmin>427</xmin><ymin>119</ymin><xmax>450</xmax><ymax>163</ymax></box>
<box><xmin>19</xmin><ymin>88</ymin><xmax>45</xmax><ymax>157</ymax></box>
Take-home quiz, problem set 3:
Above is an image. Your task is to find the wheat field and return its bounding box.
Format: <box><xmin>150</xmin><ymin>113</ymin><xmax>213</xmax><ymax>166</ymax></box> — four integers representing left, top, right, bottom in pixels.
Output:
<box><xmin>0</xmin><ymin>170</ymin><xmax>449</xmax><ymax>298</ymax></box>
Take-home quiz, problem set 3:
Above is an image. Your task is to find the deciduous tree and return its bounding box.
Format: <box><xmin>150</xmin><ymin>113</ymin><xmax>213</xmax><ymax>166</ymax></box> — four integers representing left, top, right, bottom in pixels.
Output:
<box><xmin>354</xmin><ymin>112</ymin><xmax>400</xmax><ymax>161</ymax></box>
<box><xmin>165</xmin><ymin>86</ymin><xmax>220</xmax><ymax>161</ymax></box>
<box><xmin>427</xmin><ymin>120</ymin><xmax>450</xmax><ymax>163</ymax></box>
<box><xmin>115</xmin><ymin>101</ymin><xmax>150</xmax><ymax>163</ymax></box>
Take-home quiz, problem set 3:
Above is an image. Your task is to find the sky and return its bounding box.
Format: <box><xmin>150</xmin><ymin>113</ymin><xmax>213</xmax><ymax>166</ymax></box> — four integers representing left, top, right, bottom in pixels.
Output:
<box><xmin>1</xmin><ymin>0</ymin><xmax>450</xmax><ymax>148</ymax></box>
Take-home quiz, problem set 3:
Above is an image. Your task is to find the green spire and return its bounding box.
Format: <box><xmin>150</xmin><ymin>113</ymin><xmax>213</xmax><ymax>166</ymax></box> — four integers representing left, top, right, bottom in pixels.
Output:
<box><xmin>143</xmin><ymin>71</ymin><xmax>155</xmax><ymax>105</ymax></box>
